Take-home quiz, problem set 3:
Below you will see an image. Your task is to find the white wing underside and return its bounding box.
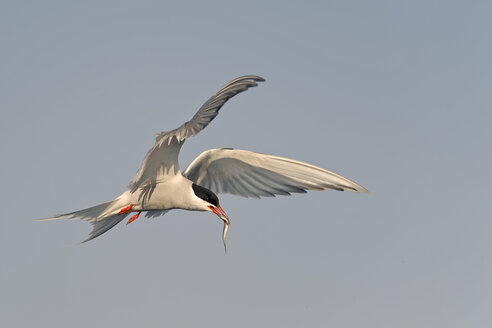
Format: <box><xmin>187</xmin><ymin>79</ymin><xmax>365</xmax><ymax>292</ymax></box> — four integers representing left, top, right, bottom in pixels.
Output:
<box><xmin>183</xmin><ymin>148</ymin><xmax>368</xmax><ymax>198</ymax></box>
<box><xmin>128</xmin><ymin>76</ymin><xmax>265</xmax><ymax>193</ymax></box>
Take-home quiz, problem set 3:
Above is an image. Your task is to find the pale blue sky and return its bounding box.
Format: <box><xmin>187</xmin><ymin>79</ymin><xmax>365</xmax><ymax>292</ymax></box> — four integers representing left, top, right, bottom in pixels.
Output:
<box><xmin>1</xmin><ymin>1</ymin><xmax>492</xmax><ymax>327</ymax></box>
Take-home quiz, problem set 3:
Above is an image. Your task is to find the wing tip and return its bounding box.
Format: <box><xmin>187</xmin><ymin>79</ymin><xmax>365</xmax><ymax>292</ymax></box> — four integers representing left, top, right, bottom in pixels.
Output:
<box><xmin>350</xmin><ymin>183</ymin><xmax>369</xmax><ymax>194</ymax></box>
<box><xmin>238</xmin><ymin>75</ymin><xmax>265</xmax><ymax>82</ymax></box>
<box><xmin>340</xmin><ymin>185</ymin><xmax>369</xmax><ymax>194</ymax></box>
<box><xmin>352</xmin><ymin>187</ymin><xmax>369</xmax><ymax>194</ymax></box>
<box><xmin>33</xmin><ymin>217</ymin><xmax>59</xmax><ymax>222</ymax></box>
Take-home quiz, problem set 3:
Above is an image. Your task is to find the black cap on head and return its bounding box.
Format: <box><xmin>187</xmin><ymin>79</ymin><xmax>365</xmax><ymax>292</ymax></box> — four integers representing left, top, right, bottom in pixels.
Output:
<box><xmin>192</xmin><ymin>183</ymin><xmax>219</xmax><ymax>207</ymax></box>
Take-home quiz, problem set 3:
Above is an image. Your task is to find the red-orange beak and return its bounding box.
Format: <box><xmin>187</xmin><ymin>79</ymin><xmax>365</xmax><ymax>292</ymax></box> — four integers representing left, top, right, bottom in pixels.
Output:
<box><xmin>208</xmin><ymin>205</ymin><xmax>229</xmax><ymax>223</ymax></box>
<box><xmin>208</xmin><ymin>205</ymin><xmax>230</xmax><ymax>251</ymax></box>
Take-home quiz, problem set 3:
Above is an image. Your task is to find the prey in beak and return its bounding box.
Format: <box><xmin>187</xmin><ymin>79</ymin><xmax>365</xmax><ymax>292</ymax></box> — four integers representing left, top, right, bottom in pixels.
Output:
<box><xmin>208</xmin><ymin>205</ymin><xmax>230</xmax><ymax>252</ymax></box>
<box><xmin>192</xmin><ymin>183</ymin><xmax>230</xmax><ymax>252</ymax></box>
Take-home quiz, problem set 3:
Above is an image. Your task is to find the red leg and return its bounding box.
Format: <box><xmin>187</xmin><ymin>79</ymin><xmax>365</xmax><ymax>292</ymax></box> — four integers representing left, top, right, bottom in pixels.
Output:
<box><xmin>118</xmin><ymin>204</ymin><xmax>133</xmax><ymax>215</ymax></box>
<box><xmin>127</xmin><ymin>211</ymin><xmax>141</xmax><ymax>225</ymax></box>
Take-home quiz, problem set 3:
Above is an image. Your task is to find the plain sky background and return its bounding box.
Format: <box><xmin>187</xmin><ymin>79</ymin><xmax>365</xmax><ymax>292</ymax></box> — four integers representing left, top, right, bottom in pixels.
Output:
<box><xmin>1</xmin><ymin>1</ymin><xmax>491</xmax><ymax>327</ymax></box>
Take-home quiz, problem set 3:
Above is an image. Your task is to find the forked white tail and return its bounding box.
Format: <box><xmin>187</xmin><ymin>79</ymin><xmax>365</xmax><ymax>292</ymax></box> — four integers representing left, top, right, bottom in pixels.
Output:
<box><xmin>36</xmin><ymin>200</ymin><xmax>130</xmax><ymax>242</ymax></box>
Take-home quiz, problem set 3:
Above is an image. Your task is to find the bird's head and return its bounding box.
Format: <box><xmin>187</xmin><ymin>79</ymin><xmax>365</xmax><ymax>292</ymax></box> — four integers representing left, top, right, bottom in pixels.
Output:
<box><xmin>192</xmin><ymin>183</ymin><xmax>230</xmax><ymax>250</ymax></box>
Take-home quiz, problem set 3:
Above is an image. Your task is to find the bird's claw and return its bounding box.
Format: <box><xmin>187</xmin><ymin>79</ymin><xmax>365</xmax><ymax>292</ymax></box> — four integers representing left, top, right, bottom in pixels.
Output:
<box><xmin>118</xmin><ymin>204</ymin><xmax>134</xmax><ymax>215</ymax></box>
<box><xmin>127</xmin><ymin>211</ymin><xmax>141</xmax><ymax>225</ymax></box>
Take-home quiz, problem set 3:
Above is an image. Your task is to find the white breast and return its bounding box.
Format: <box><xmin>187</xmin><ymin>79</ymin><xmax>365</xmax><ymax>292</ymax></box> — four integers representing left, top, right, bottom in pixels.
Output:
<box><xmin>129</xmin><ymin>175</ymin><xmax>199</xmax><ymax>211</ymax></box>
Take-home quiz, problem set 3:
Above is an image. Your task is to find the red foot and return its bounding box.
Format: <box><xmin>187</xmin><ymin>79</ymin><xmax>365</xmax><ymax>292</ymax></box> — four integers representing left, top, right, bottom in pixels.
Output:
<box><xmin>127</xmin><ymin>211</ymin><xmax>141</xmax><ymax>225</ymax></box>
<box><xmin>118</xmin><ymin>204</ymin><xmax>133</xmax><ymax>215</ymax></box>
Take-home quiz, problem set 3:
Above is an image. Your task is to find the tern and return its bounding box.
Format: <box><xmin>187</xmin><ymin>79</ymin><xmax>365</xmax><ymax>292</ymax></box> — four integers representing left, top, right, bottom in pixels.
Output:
<box><xmin>39</xmin><ymin>76</ymin><xmax>367</xmax><ymax>249</ymax></box>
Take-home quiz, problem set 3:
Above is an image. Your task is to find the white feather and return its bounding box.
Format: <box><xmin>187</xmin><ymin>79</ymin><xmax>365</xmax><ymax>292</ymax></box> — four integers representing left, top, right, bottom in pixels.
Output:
<box><xmin>183</xmin><ymin>148</ymin><xmax>368</xmax><ymax>198</ymax></box>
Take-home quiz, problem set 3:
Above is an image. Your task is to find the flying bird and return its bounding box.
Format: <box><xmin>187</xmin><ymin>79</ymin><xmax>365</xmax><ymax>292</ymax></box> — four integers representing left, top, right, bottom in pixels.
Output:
<box><xmin>38</xmin><ymin>76</ymin><xmax>367</xmax><ymax>249</ymax></box>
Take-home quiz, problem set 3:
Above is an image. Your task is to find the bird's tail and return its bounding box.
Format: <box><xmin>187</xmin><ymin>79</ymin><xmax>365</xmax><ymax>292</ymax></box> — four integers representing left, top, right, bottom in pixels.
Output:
<box><xmin>35</xmin><ymin>199</ymin><xmax>130</xmax><ymax>242</ymax></box>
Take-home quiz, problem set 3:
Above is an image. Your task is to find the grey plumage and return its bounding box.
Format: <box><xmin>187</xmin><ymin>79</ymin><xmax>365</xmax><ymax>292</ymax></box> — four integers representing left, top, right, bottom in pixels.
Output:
<box><xmin>145</xmin><ymin>210</ymin><xmax>170</xmax><ymax>218</ymax></box>
<box><xmin>128</xmin><ymin>76</ymin><xmax>265</xmax><ymax>193</ymax></box>
<box><xmin>36</xmin><ymin>201</ymin><xmax>129</xmax><ymax>242</ymax></box>
<box><xmin>183</xmin><ymin>148</ymin><xmax>368</xmax><ymax>198</ymax></box>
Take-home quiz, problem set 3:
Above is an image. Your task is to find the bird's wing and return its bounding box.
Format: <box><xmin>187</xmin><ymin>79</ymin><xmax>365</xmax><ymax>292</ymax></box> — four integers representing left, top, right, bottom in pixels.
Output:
<box><xmin>144</xmin><ymin>210</ymin><xmax>170</xmax><ymax>218</ymax></box>
<box><xmin>183</xmin><ymin>148</ymin><xmax>368</xmax><ymax>198</ymax></box>
<box><xmin>128</xmin><ymin>76</ymin><xmax>265</xmax><ymax>192</ymax></box>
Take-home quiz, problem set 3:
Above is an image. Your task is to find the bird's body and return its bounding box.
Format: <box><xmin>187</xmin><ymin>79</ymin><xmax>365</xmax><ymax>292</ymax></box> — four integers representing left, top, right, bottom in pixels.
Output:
<box><xmin>96</xmin><ymin>177</ymin><xmax>188</xmax><ymax>215</ymax></box>
<box><xmin>127</xmin><ymin>175</ymin><xmax>196</xmax><ymax>212</ymax></box>
<box><xmin>38</xmin><ymin>76</ymin><xmax>367</xmax><ymax>248</ymax></box>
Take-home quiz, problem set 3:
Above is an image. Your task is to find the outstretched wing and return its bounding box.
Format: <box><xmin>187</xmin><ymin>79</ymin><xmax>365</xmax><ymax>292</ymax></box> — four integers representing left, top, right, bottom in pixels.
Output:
<box><xmin>128</xmin><ymin>76</ymin><xmax>265</xmax><ymax>192</ymax></box>
<box><xmin>183</xmin><ymin>148</ymin><xmax>368</xmax><ymax>198</ymax></box>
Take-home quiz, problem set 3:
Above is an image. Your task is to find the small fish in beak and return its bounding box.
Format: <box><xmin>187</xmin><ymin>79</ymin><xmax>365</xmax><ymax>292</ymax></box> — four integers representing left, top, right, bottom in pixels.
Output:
<box><xmin>208</xmin><ymin>205</ymin><xmax>230</xmax><ymax>252</ymax></box>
